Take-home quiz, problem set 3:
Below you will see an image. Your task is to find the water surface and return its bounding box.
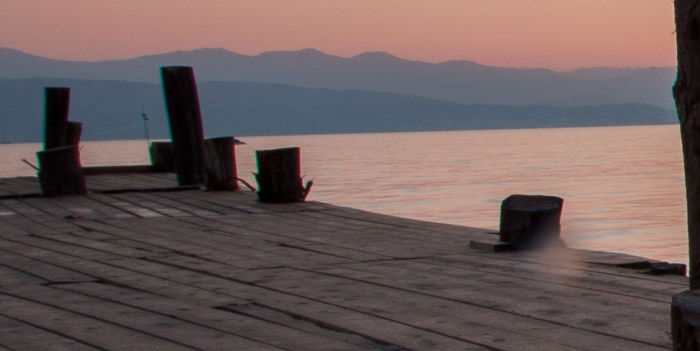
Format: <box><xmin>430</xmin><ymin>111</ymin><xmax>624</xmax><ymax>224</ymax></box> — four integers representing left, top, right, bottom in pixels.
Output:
<box><xmin>2</xmin><ymin>125</ymin><xmax>687</xmax><ymax>264</ymax></box>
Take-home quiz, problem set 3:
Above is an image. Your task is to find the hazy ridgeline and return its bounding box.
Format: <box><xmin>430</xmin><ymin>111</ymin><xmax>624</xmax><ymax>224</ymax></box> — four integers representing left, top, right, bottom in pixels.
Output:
<box><xmin>0</xmin><ymin>47</ymin><xmax>677</xmax><ymax>142</ymax></box>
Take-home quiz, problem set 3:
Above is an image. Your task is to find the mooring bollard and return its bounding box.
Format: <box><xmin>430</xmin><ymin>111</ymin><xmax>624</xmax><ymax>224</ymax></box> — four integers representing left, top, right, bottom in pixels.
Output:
<box><xmin>499</xmin><ymin>194</ymin><xmax>564</xmax><ymax>249</ymax></box>
<box><xmin>255</xmin><ymin>147</ymin><xmax>305</xmax><ymax>203</ymax></box>
<box><xmin>149</xmin><ymin>141</ymin><xmax>175</xmax><ymax>172</ymax></box>
<box><xmin>672</xmin><ymin>291</ymin><xmax>700</xmax><ymax>350</ymax></box>
<box><xmin>37</xmin><ymin>145</ymin><xmax>86</xmax><ymax>197</ymax></box>
<box><xmin>204</xmin><ymin>136</ymin><xmax>239</xmax><ymax>191</ymax></box>
<box><xmin>161</xmin><ymin>66</ymin><xmax>206</xmax><ymax>186</ymax></box>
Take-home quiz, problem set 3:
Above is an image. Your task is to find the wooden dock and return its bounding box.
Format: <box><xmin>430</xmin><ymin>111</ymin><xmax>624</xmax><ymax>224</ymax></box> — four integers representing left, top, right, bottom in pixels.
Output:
<box><xmin>0</xmin><ymin>173</ymin><xmax>686</xmax><ymax>350</ymax></box>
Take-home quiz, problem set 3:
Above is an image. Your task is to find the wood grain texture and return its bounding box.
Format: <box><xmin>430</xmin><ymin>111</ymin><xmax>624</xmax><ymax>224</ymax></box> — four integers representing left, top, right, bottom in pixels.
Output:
<box><xmin>0</xmin><ymin>173</ymin><xmax>684</xmax><ymax>350</ymax></box>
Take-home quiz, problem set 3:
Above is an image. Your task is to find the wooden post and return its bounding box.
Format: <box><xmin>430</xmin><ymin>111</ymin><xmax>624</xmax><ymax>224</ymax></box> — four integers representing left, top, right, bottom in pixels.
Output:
<box><xmin>672</xmin><ymin>3</ymin><xmax>700</xmax><ymax>349</ymax></box>
<box><xmin>43</xmin><ymin>87</ymin><xmax>70</xmax><ymax>150</ymax></box>
<box><xmin>161</xmin><ymin>66</ymin><xmax>206</xmax><ymax>186</ymax></box>
<box><xmin>676</xmin><ymin>0</ymin><xmax>700</xmax><ymax>290</ymax></box>
<box><xmin>36</xmin><ymin>146</ymin><xmax>86</xmax><ymax>197</ymax></box>
<box><xmin>149</xmin><ymin>141</ymin><xmax>175</xmax><ymax>172</ymax></box>
<box><xmin>203</xmin><ymin>137</ymin><xmax>239</xmax><ymax>191</ymax></box>
<box><xmin>499</xmin><ymin>194</ymin><xmax>563</xmax><ymax>249</ymax></box>
<box><xmin>255</xmin><ymin>147</ymin><xmax>304</xmax><ymax>203</ymax></box>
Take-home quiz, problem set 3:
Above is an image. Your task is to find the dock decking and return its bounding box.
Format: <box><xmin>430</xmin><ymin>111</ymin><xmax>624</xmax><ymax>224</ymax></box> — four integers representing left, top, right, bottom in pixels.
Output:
<box><xmin>0</xmin><ymin>174</ymin><xmax>686</xmax><ymax>350</ymax></box>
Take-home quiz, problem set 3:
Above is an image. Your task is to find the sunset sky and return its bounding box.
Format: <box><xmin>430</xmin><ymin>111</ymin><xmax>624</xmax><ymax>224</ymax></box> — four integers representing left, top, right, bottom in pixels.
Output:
<box><xmin>0</xmin><ymin>0</ymin><xmax>677</xmax><ymax>70</ymax></box>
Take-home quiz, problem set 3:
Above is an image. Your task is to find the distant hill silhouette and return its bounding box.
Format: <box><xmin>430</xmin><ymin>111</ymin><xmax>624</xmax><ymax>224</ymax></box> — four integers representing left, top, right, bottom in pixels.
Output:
<box><xmin>0</xmin><ymin>77</ymin><xmax>676</xmax><ymax>143</ymax></box>
<box><xmin>0</xmin><ymin>47</ymin><xmax>677</xmax><ymax>109</ymax></box>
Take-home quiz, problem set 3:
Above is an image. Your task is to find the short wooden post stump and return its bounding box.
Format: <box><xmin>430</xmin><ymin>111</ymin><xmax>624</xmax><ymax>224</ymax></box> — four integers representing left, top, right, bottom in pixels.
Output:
<box><xmin>499</xmin><ymin>194</ymin><xmax>564</xmax><ymax>249</ymax></box>
<box><xmin>149</xmin><ymin>141</ymin><xmax>175</xmax><ymax>172</ymax></box>
<box><xmin>37</xmin><ymin>145</ymin><xmax>86</xmax><ymax>197</ymax></box>
<box><xmin>204</xmin><ymin>136</ymin><xmax>239</xmax><ymax>191</ymax></box>
<box><xmin>672</xmin><ymin>290</ymin><xmax>700</xmax><ymax>350</ymax></box>
<box><xmin>255</xmin><ymin>147</ymin><xmax>304</xmax><ymax>203</ymax></box>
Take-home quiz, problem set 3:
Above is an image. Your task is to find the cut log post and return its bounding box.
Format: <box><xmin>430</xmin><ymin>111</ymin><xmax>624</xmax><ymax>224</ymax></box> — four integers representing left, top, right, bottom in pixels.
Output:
<box><xmin>672</xmin><ymin>2</ymin><xmax>700</xmax><ymax>349</ymax></box>
<box><xmin>675</xmin><ymin>0</ymin><xmax>700</xmax><ymax>290</ymax></box>
<box><xmin>499</xmin><ymin>194</ymin><xmax>564</xmax><ymax>249</ymax></box>
<box><xmin>160</xmin><ymin>66</ymin><xmax>206</xmax><ymax>186</ymax></box>
<box><xmin>203</xmin><ymin>137</ymin><xmax>239</xmax><ymax>191</ymax></box>
<box><xmin>66</xmin><ymin>121</ymin><xmax>83</xmax><ymax>147</ymax></box>
<box><xmin>149</xmin><ymin>141</ymin><xmax>175</xmax><ymax>172</ymax></box>
<box><xmin>43</xmin><ymin>87</ymin><xmax>70</xmax><ymax>150</ymax></box>
<box><xmin>36</xmin><ymin>145</ymin><xmax>86</xmax><ymax>197</ymax></box>
<box><xmin>255</xmin><ymin>147</ymin><xmax>304</xmax><ymax>203</ymax></box>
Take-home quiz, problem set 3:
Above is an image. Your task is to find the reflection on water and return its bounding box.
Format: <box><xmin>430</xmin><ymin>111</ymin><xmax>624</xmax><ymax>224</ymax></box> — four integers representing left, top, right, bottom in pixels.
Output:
<box><xmin>1</xmin><ymin>125</ymin><xmax>687</xmax><ymax>264</ymax></box>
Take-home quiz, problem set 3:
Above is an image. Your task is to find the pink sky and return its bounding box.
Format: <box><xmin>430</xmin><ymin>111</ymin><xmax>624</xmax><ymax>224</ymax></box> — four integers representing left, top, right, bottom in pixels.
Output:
<box><xmin>0</xmin><ymin>0</ymin><xmax>676</xmax><ymax>70</ymax></box>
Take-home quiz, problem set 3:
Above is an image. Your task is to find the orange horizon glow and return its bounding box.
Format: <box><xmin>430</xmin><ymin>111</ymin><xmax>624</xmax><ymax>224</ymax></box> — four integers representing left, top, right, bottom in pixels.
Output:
<box><xmin>0</xmin><ymin>0</ymin><xmax>677</xmax><ymax>70</ymax></box>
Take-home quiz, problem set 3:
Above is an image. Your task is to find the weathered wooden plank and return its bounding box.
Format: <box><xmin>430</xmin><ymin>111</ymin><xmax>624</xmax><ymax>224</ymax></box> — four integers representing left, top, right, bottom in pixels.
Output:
<box><xmin>27</xmin><ymin>232</ymin><xmax>161</xmax><ymax>259</ymax></box>
<box><xmin>119</xmin><ymin>192</ymin><xmax>192</xmax><ymax>217</ymax></box>
<box><xmin>0</xmin><ymin>199</ymin><xmax>54</xmax><ymax>224</ymax></box>
<box><xmin>0</xmin><ymin>237</ymin><xmax>246</xmax><ymax>307</ymax></box>
<box><xmin>96</xmin><ymin>257</ymin><xmax>490</xmax><ymax>351</ymax></box>
<box><xmin>107</xmin><ymin>253</ymin><xmax>666</xmax><ymax>351</ymax></box>
<box><xmin>149</xmin><ymin>191</ymin><xmax>228</xmax><ymax>215</ymax></box>
<box><xmin>0</xmin><ymin>314</ymin><xmax>99</xmax><ymax>351</ymax></box>
<box><xmin>176</xmin><ymin>216</ymin><xmax>389</xmax><ymax>262</ymax></box>
<box><xmin>74</xmin><ymin>194</ymin><xmax>136</xmax><ymax>219</ymax></box>
<box><xmin>303</xmin><ymin>262</ymin><xmax>673</xmax><ymax>338</ymax></box>
<box><xmin>109</xmin><ymin>218</ymin><xmax>358</xmax><ymax>268</ymax></box>
<box><xmin>0</xmin><ymin>246</ymin><xmax>94</xmax><ymax>283</ymax></box>
<box><xmin>4</xmin><ymin>284</ymin><xmax>285</xmax><ymax>350</ymax></box>
<box><xmin>96</xmin><ymin>194</ymin><xmax>164</xmax><ymax>218</ymax></box>
<box><xmin>0</xmin><ymin>176</ymin><xmax>40</xmax><ymax>198</ymax></box>
<box><xmin>182</xmin><ymin>190</ymin><xmax>262</xmax><ymax>214</ymax></box>
<box><xmin>39</xmin><ymin>195</ymin><xmax>117</xmax><ymax>220</ymax></box>
<box><xmin>59</xmin><ymin>282</ymin><xmax>387</xmax><ymax>351</ymax></box>
<box><xmin>0</xmin><ymin>291</ymin><xmax>200</xmax><ymax>351</ymax></box>
<box><xmin>251</xmin><ymin>267</ymin><xmax>671</xmax><ymax>350</ymax></box>
<box><xmin>425</xmin><ymin>253</ymin><xmax>685</xmax><ymax>301</ymax></box>
<box><xmin>0</xmin><ymin>265</ymin><xmax>47</xmax><ymax>286</ymax></box>
<box><xmin>136</xmin><ymin>191</ymin><xmax>219</xmax><ymax>217</ymax></box>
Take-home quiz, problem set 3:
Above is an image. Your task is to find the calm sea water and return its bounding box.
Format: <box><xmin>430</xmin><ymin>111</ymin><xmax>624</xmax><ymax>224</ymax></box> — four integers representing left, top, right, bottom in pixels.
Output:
<box><xmin>1</xmin><ymin>125</ymin><xmax>688</xmax><ymax>264</ymax></box>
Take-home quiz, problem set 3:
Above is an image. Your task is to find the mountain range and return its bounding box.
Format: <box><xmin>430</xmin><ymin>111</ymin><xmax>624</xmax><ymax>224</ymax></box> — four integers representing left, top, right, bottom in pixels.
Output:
<box><xmin>0</xmin><ymin>47</ymin><xmax>679</xmax><ymax>142</ymax></box>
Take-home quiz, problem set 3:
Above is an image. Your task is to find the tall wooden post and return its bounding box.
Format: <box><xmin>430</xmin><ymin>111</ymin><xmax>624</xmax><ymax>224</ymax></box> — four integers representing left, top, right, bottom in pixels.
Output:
<box><xmin>161</xmin><ymin>66</ymin><xmax>206</xmax><ymax>186</ymax></box>
<box><xmin>38</xmin><ymin>87</ymin><xmax>86</xmax><ymax>196</ymax></box>
<box><xmin>43</xmin><ymin>87</ymin><xmax>70</xmax><ymax>150</ymax></box>
<box><xmin>675</xmin><ymin>0</ymin><xmax>700</xmax><ymax>289</ymax></box>
<box><xmin>672</xmin><ymin>2</ymin><xmax>700</xmax><ymax>349</ymax></box>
